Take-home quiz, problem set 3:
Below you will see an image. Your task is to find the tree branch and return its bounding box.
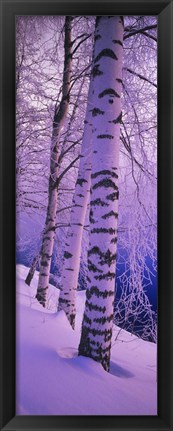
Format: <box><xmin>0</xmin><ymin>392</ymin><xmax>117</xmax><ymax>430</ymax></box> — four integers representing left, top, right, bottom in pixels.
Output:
<box><xmin>124</xmin><ymin>67</ymin><xmax>157</xmax><ymax>88</ymax></box>
<box><xmin>124</xmin><ymin>24</ymin><xmax>157</xmax><ymax>41</ymax></box>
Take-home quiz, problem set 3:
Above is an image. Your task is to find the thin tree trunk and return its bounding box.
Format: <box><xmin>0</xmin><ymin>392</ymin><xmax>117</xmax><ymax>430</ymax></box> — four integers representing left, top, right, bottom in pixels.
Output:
<box><xmin>25</xmin><ymin>254</ymin><xmax>40</xmax><ymax>286</ymax></box>
<box><xmin>25</xmin><ymin>79</ymin><xmax>85</xmax><ymax>289</ymax></box>
<box><xmin>36</xmin><ymin>16</ymin><xmax>72</xmax><ymax>307</ymax></box>
<box><xmin>78</xmin><ymin>16</ymin><xmax>124</xmax><ymax>372</ymax></box>
<box><xmin>58</xmin><ymin>81</ymin><xmax>93</xmax><ymax>328</ymax></box>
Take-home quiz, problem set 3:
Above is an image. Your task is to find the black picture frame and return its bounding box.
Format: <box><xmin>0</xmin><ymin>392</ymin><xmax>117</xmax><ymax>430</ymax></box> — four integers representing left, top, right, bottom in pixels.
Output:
<box><xmin>0</xmin><ymin>0</ymin><xmax>172</xmax><ymax>430</ymax></box>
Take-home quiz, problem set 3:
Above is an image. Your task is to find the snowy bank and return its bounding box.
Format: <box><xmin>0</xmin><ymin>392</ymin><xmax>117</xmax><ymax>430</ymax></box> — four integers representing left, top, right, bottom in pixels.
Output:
<box><xmin>16</xmin><ymin>264</ymin><xmax>157</xmax><ymax>415</ymax></box>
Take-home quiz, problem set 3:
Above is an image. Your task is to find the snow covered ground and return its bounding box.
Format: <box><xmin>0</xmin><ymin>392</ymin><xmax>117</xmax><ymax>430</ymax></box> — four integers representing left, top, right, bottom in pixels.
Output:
<box><xmin>16</xmin><ymin>264</ymin><xmax>157</xmax><ymax>415</ymax></box>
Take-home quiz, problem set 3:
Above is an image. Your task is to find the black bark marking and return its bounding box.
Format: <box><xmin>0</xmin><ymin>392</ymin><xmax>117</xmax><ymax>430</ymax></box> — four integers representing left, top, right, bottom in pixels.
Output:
<box><xmin>93</xmin><ymin>178</ymin><xmax>118</xmax><ymax>190</ymax></box>
<box><xmin>89</xmin><ymin>340</ymin><xmax>98</xmax><ymax>346</ymax></box>
<box><xmin>90</xmin><ymin>198</ymin><xmax>109</xmax><ymax>207</ymax></box>
<box><xmin>108</xmin><ymin>112</ymin><xmax>122</xmax><ymax>124</ymax></box>
<box><xmin>93</xmin><ymin>314</ymin><xmax>114</xmax><ymax>324</ymax></box>
<box><xmin>73</xmin><ymin>223</ymin><xmax>83</xmax><ymax>226</ymax></box>
<box><xmin>36</xmin><ymin>286</ymin><xmax>48</xmax><ymax>308</ymax></box>
<box><xmin>92</xmin><ymin>64</ymin><xmax>103</xmax><ymax>77</ymax></box>
<box><xmin>104</xmin><ymin>333</ymin><xmax>112</xmax><ymax>344</ymax></box>
<box><xmin>91</xmin><ymin>170</ymin><xmax>118</xmax><ymax>179</ymax></box>
<box><xmin>65</xmin><ymin>268</ymin><xmax>74</xmax><ymax>271</ymax></box>
<box><xmin>46</xmin><ymin>216</ymin><xmax>54</xmax><ymax>223</ymax></box>
<box><xmin>94</xmin><ymin>48</ymin><xmax>118</xmax><ymax>63</ymax></box>
<box><xmin>106</xmin><ymin>191</ymin><xmax>119</xmax><ymax>201</ymax></box>
<box><xmin>78</xmin><ymin>323</ymin><xmax>112</xmax><ymax>371</ymax></box>
<box><xmin>99</xmin><ymin>88</ymin><xmax>120</xmax><ymax>99</ymax></box>
<box><xmin>97</xmin><ymin>134</ymin><xmax>114</xmax><ymax>140</ymax></box>
<box><xmin>88</xmin><ymin>246</ymin><xmax>103</xmax><ymax>257</ymax></box>
<box><xmin>86</xmin><ymin>300</ymin><xmax>106</xmax><ymax>313</ymax></box>
<box><xmin>91</xmin><ymin>227</ymin><xmax>116</xmax><ymax>234</ymax></box>
<box><xmin>87</xmin><ymin>275</ymin><xmax>91</xmax><ymax>283</ymax></box>
<box><xmin>95</xmin><ymin>16</ymin><xmax>102</xmax><ymax>27</ymax></box>
<box><xmin>111</xmin><ymin>237</ymin><xmax>117</xmax><ymax>244</ymax></box>
<box><xmin>47</xmin><ymin>226</ymin><xmax>56</xmax><ymax>232</ymax></box>
<box><xmin>86</xmin><ymin>286</ymin><xmax>114</xmax><ymax>299</ymax></box>
<box><xmin>116</xmin><ymin>78</ymin><xmax>122</xmax><ymax>84</ymax></box>
<box><xmin>42</xmin><ymin>236</ymin><xmax>50</xmax><ymax>242</ymax></box>
<box><xmin>42</xmin><ymin>253</ymin><xmax>52</xmax><ymax>259</ymax></box>
<box><xmin>89</xmin><ymin>208</ymin><xmax>95</xmax><ymax>224</ymax></box>
<box><xmin>99</xmin><ymin>250</ymin><xmax>117</xmax><ymax>267</ymax></box>
<box><xmin>119</xmin><ymin>16</ymin><xmax>124</xmax><ymax>26</ymax></box>
<box><xmin>94</xmin><ymin>34</ymin><xmax>101</xmax><ymax>41</ymax></box>
<box><xmin>41</xmin><ymin>261</ymin><xmax>49</xmax><ymax>267</ymax></box>
<box><xmin>88</xmin><ymin>248</ymin><xmax>116</xmax><ymax>268</ymax></box>
<box><xmin>64</xmin><ymin>251</ymin><xmax>73</xmax><ymax>259</ymax></box>
<box><xmin>89</xmin><ymin>287</ymin><xmax>113</xmax><ymax>300</ymax></box>
<box><xmin>101</xmin><ymin>210</ymin><xmax>118</xmax><ymax>219</ymax></box>
<box><xmin>59</xmin><ymin>297</ymin><xmax>70</xmax><ymax>304</ymax></box>
<box><xmin>89</xmin><ymin>345</ymin><xmax>112</xmax><ymax>356</ymax></box>
<box><xmin>92</xmin><ymin>107</ymin><xmax>105</xmax><ymax>117</ymax></box>
<box><xmin>95</xmin><ymin>271</ymin><xmax>115</xmax><ymax>281</ymax></box>
<box><xmin>88</xmin><ymin>259</ymin><xmax>103</xmax><ymax>274</ymax></box>
<box><xmin>83</xmin><ymin>314</ymin><xmax>92</xmax><ymax>325</ymax></box>
<box><xmin>76</xmin><ymin>178</ymin><xmax>87</xmax><ymax>186</ymax></box>
<box><xmin>81</xmin><ymin>324</ymin><xmax>112</xmax><ymax>338</ymax></box>
<box><xmin>78</xmin><ymin>326</ymin><xmax>92</xmax><ymax>359</ymax></box>
<box><xmin>112</xmin><ymin>39</ymin><xmax>123</xmax><ymax>47</ymax></box>
<box><xmin>69</xmin><ymin>313</ymin><xmax>75</xmax><ymax>329</ymax></box>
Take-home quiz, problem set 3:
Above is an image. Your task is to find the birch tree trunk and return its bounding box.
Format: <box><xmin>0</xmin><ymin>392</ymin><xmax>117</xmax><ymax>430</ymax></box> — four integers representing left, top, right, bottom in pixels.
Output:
<box><xmin>36</xmin><ymin>16</ymin><xmax>72</xmax><ymax>307</ymax></box>
<box><xmin>78</xmin><ymin>16</ymin><xmax>124</xmax><ymax>372</ymax></box>
<box><xmin>25</xmin><ymin>253</ymin><xmax>40</xmax><ymax>286</ymax></box>
<box><xmin>58</xmin><ymin>81</ymin><xmax>93</xmax><ymax>328</ymax></box>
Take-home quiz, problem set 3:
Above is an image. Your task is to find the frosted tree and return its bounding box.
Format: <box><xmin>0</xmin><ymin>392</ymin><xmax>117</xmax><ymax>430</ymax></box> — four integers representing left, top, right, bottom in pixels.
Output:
<box><xmin>113</xmin><ymin>16</ymin><xmax>157</xmax><ymax>343</ymax></box>
<box><xmin>16</xmin><ymin>15</ymin><xmax>157</xmax><ymax>352</ymax></box>
<box><xmin>36</xmin><ymin>16</ymin><xmax>73</xmax><ymax>307</ymax></box>
<box><xmin>16</xmin><ymin>16</ymin><xmax>94</xmax><ymax>293</ymax></box>
<box><xmin>16</xmin><ymin>16</ymin><xmax>50</xmax><ymax>214</ymax></box>
<box><xmin>58</xmin><ymin>79</ymin><xmax>93</xmax><ymax>328</ymax></box>
<box><xmin>24</xmin><ymin>78</ymin><xmax>86</xmax><ymax>287</ymax></box>
<box><xmin>35</xmin><ymin>17</ymin><xmax>94</xmax><ymax>306</ymax></box>
<box><xmin>56</xmin><ymin>16</ymin><xmax>157</xmax><ymax>339</ymax></box>
<box><xmin>78</xmin><ymin>16</ymin><xmax>124</xmax><ymax>372</ymax></box>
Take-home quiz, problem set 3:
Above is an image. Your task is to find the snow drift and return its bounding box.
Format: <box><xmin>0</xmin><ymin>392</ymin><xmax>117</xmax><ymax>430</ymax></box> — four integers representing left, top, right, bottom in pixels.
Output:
<box><xmin>16</xmin><ymin>264</ymin><xmax>157</xmax><ymax>415</ymax></box>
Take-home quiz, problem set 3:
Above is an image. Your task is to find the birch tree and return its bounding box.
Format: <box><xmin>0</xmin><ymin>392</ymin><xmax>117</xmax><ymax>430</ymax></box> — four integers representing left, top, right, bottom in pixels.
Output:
<box><xmin>16</xmin><ymin>15</ymin><xmax>157</xmax><ymax>349</ymax></box>
<box><xmin>58</xmin><ymin>79</ymin><xmax>93</xmax><ymax>328</ymax></box>
<box><xmin>36</xmin><ymin>16</ymin><xmax>73</xmax><ymax>307</ymax></box>
<box><xmin>78</xmin><ymin>16</ymin><xmax>124</xmax><ymax>372</ymax></box>
<box><xmin>25</xmin><ymin>254</ymin><xmax>40</xmax><ymax>286</ymax></box>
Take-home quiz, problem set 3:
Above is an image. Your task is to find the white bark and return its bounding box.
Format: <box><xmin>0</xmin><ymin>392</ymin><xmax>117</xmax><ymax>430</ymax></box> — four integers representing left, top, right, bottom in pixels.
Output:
<box><xmin>58</xmin><ymin>81</ymin><xmax>93</xmax><ymax>328</ymax></box>
<box><xmin>36</xmin><ymin>16</ymin><xmax>72</xmax><ymax>307</ymax></box>
<box><xmin>78</xmin><ymin>16</ymin><xmax>124</xmax><ymax>372</ymax></box>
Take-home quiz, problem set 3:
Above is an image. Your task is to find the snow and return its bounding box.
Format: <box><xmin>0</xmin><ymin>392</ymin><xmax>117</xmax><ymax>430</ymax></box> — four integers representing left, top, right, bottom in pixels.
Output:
<box><xmin>16</xmin><ymin>264</ymin><xmax>157</xmax><ymax>415</ymax></box>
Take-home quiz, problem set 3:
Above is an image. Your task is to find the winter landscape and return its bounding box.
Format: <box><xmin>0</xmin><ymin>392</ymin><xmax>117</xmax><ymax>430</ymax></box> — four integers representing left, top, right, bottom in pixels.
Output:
<box><xmin>16</xmin><ymin>264</ymin><xmax>157</xmax><ymax>415</ymax></box>
<box><xmin>16</xmin><ymin>15</ymin><xmax>157</xmax><ymax>415</ymax></box>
